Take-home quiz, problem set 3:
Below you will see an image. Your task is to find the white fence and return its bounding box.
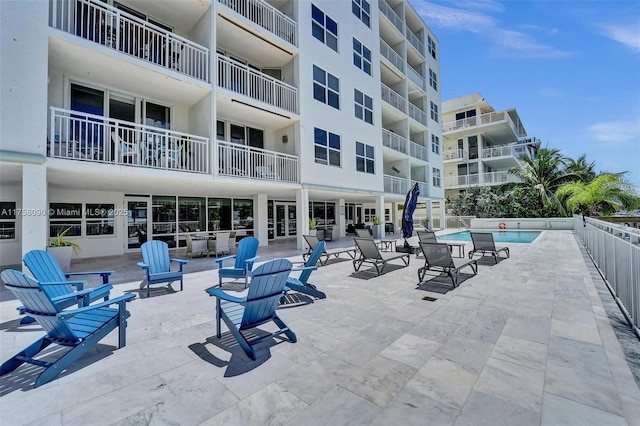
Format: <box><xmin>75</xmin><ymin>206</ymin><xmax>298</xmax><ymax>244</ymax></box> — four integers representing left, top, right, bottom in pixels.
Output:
<box><xmin>381</xmin><ymin>84</ymin><xmax>406</xmax><ymax>113</ymax></box>
<box><xmin>217</xmin><ymin>141</ymin><xmax>298</xmax><ymax>183</ymax></box>
<box><xmin>380</xmin><ymin>39</ymin><xmax>404</xmax><ymax>73</ymax></box>
<box><xmin>575</xmin><ymin>216</ymin><xmax>640</xmax><ymax>335</ymax></box>
<box><xmin>384</xmin><ymin>174</ymin><xmax>408</xmax><ymax>195</ymax></box>
<box><xmin>382</xmin><ymin>129</ymin><xmax>408</xmax><ymax>154</ymax></box>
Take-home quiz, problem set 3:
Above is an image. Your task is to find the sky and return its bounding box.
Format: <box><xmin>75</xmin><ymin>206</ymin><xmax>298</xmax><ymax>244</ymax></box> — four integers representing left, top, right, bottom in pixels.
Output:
<box><xmin>409</xmin><ymin>0</ymin><xmax>640</xmax><ymax>187</ymax></box>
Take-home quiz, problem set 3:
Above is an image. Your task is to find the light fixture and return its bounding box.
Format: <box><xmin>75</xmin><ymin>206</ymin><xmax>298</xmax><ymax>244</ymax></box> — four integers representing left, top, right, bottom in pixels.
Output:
<box><xmin>282</xmin><ymin>135</ymin><xmax>288</xmax><ymax>143</ymax></box>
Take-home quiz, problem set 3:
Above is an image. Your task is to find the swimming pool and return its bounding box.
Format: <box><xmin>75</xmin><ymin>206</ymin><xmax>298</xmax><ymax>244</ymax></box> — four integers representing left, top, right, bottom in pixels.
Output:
<box><xmin>437</xmin><ymin>230</ymin><xmax>541</xmax><ymax>244</ymax></box>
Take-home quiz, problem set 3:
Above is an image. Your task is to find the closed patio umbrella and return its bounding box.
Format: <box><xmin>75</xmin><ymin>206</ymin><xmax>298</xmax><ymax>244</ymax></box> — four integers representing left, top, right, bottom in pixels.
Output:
<box><xmin>402</xmin><ymin>182</ymin><xmax>420</xmax><ymax>247</ymax></box>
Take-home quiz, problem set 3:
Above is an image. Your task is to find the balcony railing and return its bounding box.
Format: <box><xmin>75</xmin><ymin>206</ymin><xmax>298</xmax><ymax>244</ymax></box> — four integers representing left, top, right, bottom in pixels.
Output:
<box><xmin>406</xmin><ymin>66</ymin><xmax>425</xmax><ymax>90</ymax></box>
<box><xmin>50</xmin><ymin>0</ymin><xmax>209</xmax><ymax>81</ymax></box>
<box><xmin>408</xmin><ymin>103</ymin><xmax>427</xmax><ymax>126</ymax></box>
<box><xmin>381</xmin><ymin>84</ymin><xmax>406</xmax><ymax>113</ymax></box>
<box><xmin>380</xmin><ymin>39</ymin><xmax>404</xmax><ymax>73</ymax></box>
<box><xmin>217</xmin><ymin>55</ymin><xmax>298</xmax><ymax>114</ymax></box>
<box><xmin>405</xmin><ymin>28</ymin><xmax>424</xmax><ymax>56</ymax></box>
<box><xmin>382</xmin><ymin>129</ymin><xmax>408</xmax><ymax>154</ymax></box>
<box><xmin>411</xmin><ymin>180</ymin><xmax>429</xmax><ymax>198</ymax></box>
<box><xmin>443</xmin><ymin>149</ymin><xmax>467</xmax><ymax>161</ymax></box>
<box><xmin>384</xmin><ymin>174</ymin><xmax>408</xmax><ymax>195</ymax></box>
<box><xmin>482</xmin><ymin>171</ymin><xmax>518</xmax><ymax>185</ymax></box>
<box><xmin>49</xmin><ymin>107</ymin><xmax>209</xmax><ymax>173</ymax></box>
<box><xmin>409</xmin><ymin>141</ymin><xmax>429</xmax><ymax>161</ymax></box>
<box><xmin>444</xmin><ymin>174</ymin><xmax>480</xmax><ymax>188</ymax></box>
<box><xmin>443</xmin><ymin>110</ymin><xmax>525</xmax><ymax>137</ymax></box>
<box><xmin>378</xmin><ymin>0</ymin><xmax>404</xmax><ymax>34</ymax></box>
<box><xmin>217</xmin><ymin>0</ymin><xmax>297</xmax><ymax>46</ymax></box>
<box><xmin>217</xmin><ymin>141</ymin><xmax>298</xmax><ymax>183</ymax></box>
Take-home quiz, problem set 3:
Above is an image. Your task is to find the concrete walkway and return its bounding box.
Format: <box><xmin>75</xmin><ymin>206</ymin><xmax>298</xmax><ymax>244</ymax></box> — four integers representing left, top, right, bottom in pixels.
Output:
<box><xmin>1</xmin><ymin>231</ymin><xmax>639</xmax><ymax>425</ymax></box>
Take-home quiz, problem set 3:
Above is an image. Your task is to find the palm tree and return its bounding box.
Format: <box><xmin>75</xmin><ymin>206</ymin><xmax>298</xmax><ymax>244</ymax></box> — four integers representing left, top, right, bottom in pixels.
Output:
<box><xmin>565</xmin><ymin>154</ymin><xmax>596</xmax><ymax>183</ymax></box>
<box><xmin>556</xmin><ymin>173</ymin><xmax>640</xmax><ymax>216</ymax></box>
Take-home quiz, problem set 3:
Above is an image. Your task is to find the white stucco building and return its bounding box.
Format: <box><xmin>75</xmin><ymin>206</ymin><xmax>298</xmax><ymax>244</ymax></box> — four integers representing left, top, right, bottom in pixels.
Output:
<box><xmin>0</xmin><ymin>0</ymin><xmax>444</xmax><ymax>265</ymax></box>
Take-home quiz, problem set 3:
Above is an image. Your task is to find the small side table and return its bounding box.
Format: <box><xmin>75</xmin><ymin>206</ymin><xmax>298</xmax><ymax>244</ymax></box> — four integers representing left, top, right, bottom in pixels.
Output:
<box><xmin>379</xmin><ymin>239</ymin><xmax>397</xmax><ymax>252</ymax></box>
<box><xmin>446</xmin><ymin>242</ymin><xmax>465</xmax><ymax>258</ymax></box>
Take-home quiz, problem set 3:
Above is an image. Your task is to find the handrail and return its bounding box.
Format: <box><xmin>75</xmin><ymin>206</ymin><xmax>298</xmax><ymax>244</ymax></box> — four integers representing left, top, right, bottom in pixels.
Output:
<box><xmin>442</xmin><ymin>110</ymin><xmax>524</xmax><ymax>137</ymax></box>
<box><xmin>217</xmin><ymin>140</ymin><xmax>298</xmax><ymax>183</ymax></box>
<box><xmin>383</xmin><ymin>174</ymin><xmax>408</xmax><ymax>195</ymax></box>
<box><xmin>411</xmin><ymin>180</ymin><xmax>429</xmax><ymax>197</ymax></box>
<box><xmin>379</xmin><ymin>39</ymin><xmax>404</xmax><ymax>73</ymax></box>
<box><xmin>405</xmin><ymin>27</ymin><xmax>424</xmax><ymax>56</ymax></box>
<box><xmin>382</xmin><ymin>129</ymin><xmax>408</xmax><ymax>154</ymax></box>
<box><xmin>381</xmin><ymin>83</ymin><xmax>406</xmax><ymax>113</ymax></box>
<box><xmin>406</xmin><ymin>66</ymin><xmax>425</xmax><ymax>90</ymax></box>
<box><xmin>482</xmin><ymin>144</ymin><xmax>535</xmax><ymax>159</ymax></box>
<box><xmin>217</xmin><ymin>0</ymin><xmax>297</xmax><ymax>46</ymax></box>
<box><xmin>443</xmin><ymin>149</ymin><xmax>467</xmax><ymax>161</ymax></box>
<box><xmin>408</xmin><ymin>103</ymin><xmax>427</xmax><ymax>126</ymax></box>
<box><xmin>409</xmin><ymin>141</ymin><xmax>429</xmax><ymax>161</ymax></box>
<box><xmin>378</xmin><ymin>0</ymin><xmax>404</xmax><ymax>33</ymax></box>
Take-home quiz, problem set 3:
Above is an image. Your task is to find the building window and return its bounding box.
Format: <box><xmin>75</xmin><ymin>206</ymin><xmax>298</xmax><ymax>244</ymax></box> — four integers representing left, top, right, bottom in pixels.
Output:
<box><xmin>310</xmin><ymin>202</ymin><xmax>336</xmax><ymax>228</ymax></box>
<box><xmin>364</xmin><ymin>208</ymin><xmax>376</xmax><ymax>223</ymax></box>
<box><xmin>0</xmin><ymin>202</ymin><xmax>16</xmax><ymax>240</ymax></box>
<box><xmin>314</xmin><ymin>127</ymin><xmax>341</xmax><ymax>166</ymax></box>
<box><xmin>233</xmin><ymin>199</ymin><xmax>254</xmax><ymax>231</ymax></box>
<box><xmin>49</xmin><ymin>203</ymin><xmax>83</xmax><ymax>238</ymax></box>
<box><xmin>432</xmin><ymin>168</ymin><xmax>441</xmax><ymax>187</ymax></box>
<box><xmin>428</xmin><ymin>36</ymin><xmax>437</xmax><ymax>59</ymax></box>
<box><xmin>312</xmin><ymin>4</ymin><xmax>338</xmax><ymax>52</ymax></box>
<box><xmin>431</xmin><ymin>134</ymin><xmax>440</xmax><ymax>155</ymax></box>
<box><xmin>430</xmin><ymin>101</ymin><xmax>439</xmax><ymax>123</ymax></box>
<box><xmin>429</xmin><ymin>68</ymin><xmax>438</xmax><ymax>91</ymax></box>
<box><xmin>353</xmin><ymin>38</ymin><xmax>372</xmax><ymax>75</ymax></box>
<box><xmin>354</xmin><ymin>89</ymin><xmax>373</xmax><ymax>124</ymax></box>
<box><xmin>352</xmin><ymin>0</ymin><xmax>370</xmax><ymax>27</ymax></box>
<box><xmin>356</xmin><ymin>142</ymin><xmax>375</xmax><ymax>174</ymax></box>
<box><xmin>85</xmin><ymin>204</ymin><xmax>115</xmax><ymax>236</ymax></box>
<box><xmin>313</xmin><ymin>65</ymin><xmax>340</xmax><ymax>109</ymax></box>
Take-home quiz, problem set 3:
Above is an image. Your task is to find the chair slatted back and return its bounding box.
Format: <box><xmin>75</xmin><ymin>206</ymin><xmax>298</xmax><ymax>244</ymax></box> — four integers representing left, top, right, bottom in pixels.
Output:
<box><xmin>355</xmin><ymin>228</ymin><xmax>371</xmax><ymax>239</ymax></box>
<box><xmin>354</xmin><ymin>238</ymin><xmax>382</xmax><ymax>260</ymax></box>
<box><xmin>303</xmin><ymin>234</ymin><xmax>320</xmax><ymax>251</ymax></box>
<box><xmin>234</xmin><ymin>237</ymin><xmax>259</xmax><ymax>270</ymax></box>
<box><xmin>241</xmin><ymin>259</ymin><xmax>292</xmax><ymax>328</ymax></box>
<box><xmin>299</xmin><ymin>241</ymin><xmax>325</xmax><ymax>283</ymax></box>
<box><xmin>417</xmin><ymin>230</ymin><xmax>437</xmax><ymax>243</ymax></box>
<box><xmin>23</xmin><ymin>250</ymin><xmax>74</xmax><ymax>298</ymax></box>
<box><xmin>419</xmin><ymin>242</ymin><xmax>454</xmax><ymax>268</ymax></box>
<box><xmin>470</xmin><ymin>232</ymin><xmax>496</xmax><ymax>251</ymax></box>
<box><xmin>1</xmin><ymin>270</ymin><xmax>78</xmax><ymax>342</ymax></box>
<box><xmin>141</xmin><ymin>241</ymin><xmax>171</xmax><ymax>275</ymax></box>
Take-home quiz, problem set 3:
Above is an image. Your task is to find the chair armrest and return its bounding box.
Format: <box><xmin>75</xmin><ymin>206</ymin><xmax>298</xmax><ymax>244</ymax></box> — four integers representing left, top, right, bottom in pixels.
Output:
<box><xmin>49</xmin><ymin>288</ymin><xmax>94</xmax><ymax>304</ymax></box>
<box><xmin>170</xmin><ymin>258</ymin><xmax>188</xmax><ymax>265</ymax></box>
<box><xmin>291</xmin><ymin>266</ymin><xmax>317</xmax><ymax>273</ymax></box>
<box><xmin>215</xmin><ymin>254</ymin><xmax>236</xmax><ymax>267</ymax></box>
<box><xmin>205</xmin><ymin>287</ymin><xmax>246</xmax><ymax>304</ymax></box>
<box><xmin>137</xmin><ymin>262</ymin><xmax>149</xmax><ymax>270</ymax></box>
<box><xmin>57</xmin><ymin>294</ymin><xmax>136</xmax><ymax>319</ymax></box>
<box><xmin>66</xmin><ymin>270</ymin><xmax>114</xmax><ymax>285</ymax></box>
<box><xmin>39</xmin><ymin>280</ymin><xmax>87</xmax><ymax>291</ymax></box>
<box><xmin>244</xmin><ymin>255</ymin><xmax>260</xmax><ymax>266</ymax></box>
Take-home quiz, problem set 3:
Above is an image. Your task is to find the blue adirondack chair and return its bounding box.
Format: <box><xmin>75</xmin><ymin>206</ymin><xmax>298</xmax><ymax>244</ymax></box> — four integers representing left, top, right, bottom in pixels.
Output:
<box><xmin>0</xmin><ymin>269</ymin><xmax>135</xmax><ymax>388</ymax></box>
<box><xmin>137</xmin><ymin>240</ymin><xmax>188</xmax><ymax>297</ymax></box>
<box><xmin>20</xmin><ymin>250</ymin><xmax>113</xmax><ymax>324</ymax></box>
<box><xmin>284</xmin><ymin>240</ymin><xmax>326</xmax><ymax>299</ymax></box>
<box><xmin>215</xmin><ymin>236</ymin><xmax>260</xmax><ymax>288</ymax></box>
<box><xmin>206</xmin><ymin>258</ymin><xmax>296</xmax><ymax>360</ymax></box>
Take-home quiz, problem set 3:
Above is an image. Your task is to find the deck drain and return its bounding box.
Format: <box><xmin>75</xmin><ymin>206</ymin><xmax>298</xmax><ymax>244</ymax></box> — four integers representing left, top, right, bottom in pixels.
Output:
<box><xmin>422</xmin><ymin>296</ymin><xmax>438</xmax><ymax>302</ymax></box>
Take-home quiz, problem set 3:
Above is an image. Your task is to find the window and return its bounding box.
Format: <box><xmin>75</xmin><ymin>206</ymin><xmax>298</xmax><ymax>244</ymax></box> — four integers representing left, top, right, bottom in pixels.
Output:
<box><xmin>469</xmin><ymin>135</ymin><xmax>478</xmax><ymax>159</ymax></box>
<box><xmin>313</xmin><ymin>65</ymin><xmax>340</xmax><ymax>109</ymax></box>
<box><xmin>430</xmin><ymin>101</ymin><xmax>439</xmax><ymax>123</ymax></box>
<box><xmin>431</xmin><ymin>134</ymin><xmax>440</xmax><ymax>154</ymax></box>
<box><xmin>208</xmin><ymin>198</ymin><xmax>231</xmax><ymax>231</ymax></box>
<box><xmin>0</xmin><ymin>202</ymin><xmax>16</xmax><ymax>240</ymax></box>
<box><xmin>233</xmin><ymin>199</ymin><xmax>254</xmax><ymax>231</ymax></box>
<box><xmin>310</xmin><ymin>202</ymin><xmax>336</xmax><ymax>227</ymax></box>
<box><xmin>49</xmin><ymin>203</ymin><xmax>83</xmax><ymax>238</ymax></box>
<box><xmin>312</xmin><ymin>4</ymin><xmax>338</xmax><ymax>52</ymax></box>
<box><xmin>356</xmin><ymin>142</ymin><xmax>375</xmax><ymax>174</ymax></box>
<box><xmin>353</xmin><ymin>38</ymin><xmax>372</xmax><ymax>75</ymax></box>
<box><xmin>352</xmin><ymin>0</ymin><xmax>371</xmax><ymax>27</ymax></box>
<box><xmin>429</xmin><ymin>68</ymin><xmax>438</xmax><ymax>91</ymax></box>
<box><xmin>85</xmin><ymin>204</ymin><xmax>115</xmax><ymax>236</ymax></box>
<box><xmin>364</xmin><ymin>208</ymin><xmax>376</xmax><ymax>223</ymax></box>
<box><xmin>455</xmin><ymin>109</ymin><xmax>477</xmax><ymax>120</ymax></box>
<box><xmin>428</xmin><ymin>36</ymin><xmax>437</xmax><ymax>59</ymax></box>
<box><xmin>432</xmin><ymin>168</ymin><xmax>441</xmax><ymax>187</ymax></box>
<box><xmin>354</xmin><ymin>89</ymin><xmax>373</xmax><ymax>124</ymax></box>
<box><xmin>314</xmin><ymin>127</ymin><xmax>341</xmax><ymax>166</ymax></box>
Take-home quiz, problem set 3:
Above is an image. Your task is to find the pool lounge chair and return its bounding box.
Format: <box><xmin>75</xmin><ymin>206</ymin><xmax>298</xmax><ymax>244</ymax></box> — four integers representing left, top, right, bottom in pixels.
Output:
<box><xmin>302</xmin><ymin>234</ymin><xmax>357</xmax><ymax>266</ymax></box>
<box><xmin>418</xmin><ymin>242</ymin><xmax>477</xmax><ymax>287</ymax></box>
<box><xmin>468</xmin><ymin>232</ymin><xmax>510</xmax><ymax>264</ymax></box>
<box><xmin>353</xmin><ymin>238</ymin><xmax>410</xmax><ymax>276</ymax></box>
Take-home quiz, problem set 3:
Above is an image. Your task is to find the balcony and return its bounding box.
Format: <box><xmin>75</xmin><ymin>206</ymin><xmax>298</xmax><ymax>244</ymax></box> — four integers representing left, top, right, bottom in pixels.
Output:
<box><xmin>443</xmin><ymin>149</ymin><xmax>468</xmax><ymax>162</ymax></box>
<box><xmin>217</xmin><ymin>141</ymin><xmax>298</xmax><ymax>183</ymax></box>
<box><xmin>444</xmin><ymin>171</ymin><xmax>518</xmax><ymax>188</ymax></box>
<box><xmin>380</xmin><ymin>39</ymin><xmax>404</xmax><ymax>74</ymax></box>
<box><xmin>409</xmin><ymin>141</ymin><xmax>429</xmax><ymax>161</ymax></box>
<box><xmin>50</xmin><ymin>0</ymin><xmax>209</xmax><ymax>82</ymax></box>
<box><xmin>411</xmin><ymin>180</ymin><xmax>429</xmax><ymax>198</ymax></box>
<box><xmin>378</xmin><ymin>0</ymin><xmax>404</xmax><ymax>34</ymax></box>
<box><xmin>482</xmin><ymin>171</ymin><xmax>519</xmax><ymax>185</ymax></box>
<box><xmin>444</xmin><ymin>174</ymin><xmax>480</xmax><ymax>188</ymax></box>
<box><xmin>442</xmin><ymin>110</ymin><xmax>527</xmax><ymax>138</ymax></box>
<box><xmin>408</xmin><ymin>103</ymin><xmax>427</xmax><ymax>126</ymax></box>
<box><xmin>406</xmin><ymin>66</ymin><xmax>425</xmax><ymax>91</ymax></box>
<box><xmin>381</xmin><ymin>84</ymin><xmax>407</xmax><ymax>113</ymax></box>
<box><xmin>49</xmin><ymin>107</ymin><xmax>209</xmax><ymax>174</ymax></box>
<box><xmin>405</xmin><ymin>28</ymin><xmax>424</xmax><ymax>56</ymax></box>
<box><xmin>483</xmin><ymin>143</ymin><xmax>536</xmax><ymax>160</ymax></box>
<box><xmin>217</xmin><ymin>0</ymin><xmax>297</xmax><ymax>46</ymax></box>
<box><xmin>217</xmin><ymin>55</ymin><xmax>298</xmax><ymax>114</ymax></box>
<box><xmin>384</xmin><ymin>174</ymin><xmax>408</xmax><ymax>195</ymax></box>
<box><xmin>382</xmin><ymin>129</ymin><xmax>408</xmax><ymax>154</ymax></box>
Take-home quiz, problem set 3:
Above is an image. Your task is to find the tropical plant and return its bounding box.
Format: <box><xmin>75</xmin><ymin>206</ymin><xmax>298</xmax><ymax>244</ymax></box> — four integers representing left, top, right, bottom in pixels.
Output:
<box><xmin>372</xmin><ymin>216</ymin><xmax>382</xmax><ymax>225</ymax></box>
<box><xmin>556</xmin><ymin>172</ymin><xmax>640</xmax><ymax>216</ymax></box>
<box><xmin>308</xmin><ymin>218</ymin><xmax>317</xmax><ymax>230</ymax></box>
<box><xmin>565</xmin><ymin>154</ymin><xmax>596</xmax><ymax>183</ymax></box>
<box><xmin>48</xmin><ymin>227</ymin><xmax>81</xmax><ymax>255</ymax></box>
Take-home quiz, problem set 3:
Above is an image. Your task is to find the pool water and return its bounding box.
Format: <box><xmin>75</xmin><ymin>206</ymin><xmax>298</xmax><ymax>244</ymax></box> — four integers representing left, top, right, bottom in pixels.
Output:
<box><xmin>437</xmin><ymin>230</ymin><xmax>541</xmax><ymax>244</ymax></box>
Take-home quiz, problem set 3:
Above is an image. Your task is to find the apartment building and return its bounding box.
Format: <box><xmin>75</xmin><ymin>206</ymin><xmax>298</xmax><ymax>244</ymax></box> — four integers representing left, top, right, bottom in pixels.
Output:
<box><xmin>442</xmin><ymin>93</ymin><xmax>540</xmax><ymax>200</ymax></box>
<box><xmin>0</xmin><ymin>0</ymin><xmax>443</xmax><ymax>265</ymax></box>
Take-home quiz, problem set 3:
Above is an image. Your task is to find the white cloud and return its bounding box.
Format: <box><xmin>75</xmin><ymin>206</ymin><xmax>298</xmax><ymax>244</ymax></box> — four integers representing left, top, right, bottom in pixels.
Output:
<box><xmin>412</xmin><ymin>1</ymin><xmax>495</xmax><ymax>33</ymax></box>
<box><xmin>449</xmin><ymin>0</ymin><xmax>504</xmax><ymax>12</ymax></box>
<box><xmin>588</xmin><ymin>121</ymin><xmax>640</xmax><ymax>143</ymax></box>
<box><xmin>599</xmin><ymin>23</ymin><xmax>640</xmax><ymax>52</ymax></box>
<box><xmin>538</xmin><ymin>88</ymin><xmax>565</xmax><ymax>97</ymax></box>
<box><xmin>490</xmin><ymin>29</ymin><xmax>572</xmax><ymax>58</ymax></box>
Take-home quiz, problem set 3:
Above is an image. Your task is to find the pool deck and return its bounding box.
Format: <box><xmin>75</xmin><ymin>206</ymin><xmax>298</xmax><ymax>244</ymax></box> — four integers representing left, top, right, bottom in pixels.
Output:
<box><xmin>1</xmin><ymin>230</ymin><xmax>639</xmax><ymax>425</ymax></box>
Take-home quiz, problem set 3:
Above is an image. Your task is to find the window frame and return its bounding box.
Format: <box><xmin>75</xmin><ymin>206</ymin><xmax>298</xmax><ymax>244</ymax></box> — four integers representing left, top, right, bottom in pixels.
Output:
<box><xmin>430</xmin><ymin>101</ymin><xmax>439</xmax><ymax>123</ymax></box>
<box><xmin>352</xmin><ymin>38</ymin><xmax>372</xmax><ymax>76</ymax></box>
<box><xmin>314</xmin><ymin>127</ymin><xmax>342</xmax><ymax>167</ymax></box>
<box><xmin>0</xmin><ymin>201</ymin><xmax>17</xmax><ymax>241</ymax></box>
<box><xmin>429</xmin><ymin>68</ymin><xmax>438</xmax><ymax>91</ymax></box>
<box><xmin>356</xmin><ymin>141</ymin><xmax>375</xmax><ymax>174</ymax></box>
<box><xmin>313</xmin><ymin>65</ymin><xmax>340</xmax><ymax>110</ymax></box>
<box><xmin>432</xmin><ymin>167</ymin><xmax>441</xmax><ymax>187</ymax></box>
<box><xmin>354</xmin><ymin>89</ymin><xmax>373</xmax><ymax>124</ymax></box>
<box><xmin>311</xmin><ymin>4</ymin><xmax>338</xmax><ymax>52</ymax></box>
<box><xmin>352</xmin><ymin>0</ymin><xmax>371</xmax><ymax>28</ymax></box>
<box><xmin>431</xmin><ymin>134</ymin><xmax>440</xmax><ymax>155</ymax></box>
<box><xmin>428</xmin><ymin>36</ymin><xmax>437</xmax><ymax>59</ymax></box>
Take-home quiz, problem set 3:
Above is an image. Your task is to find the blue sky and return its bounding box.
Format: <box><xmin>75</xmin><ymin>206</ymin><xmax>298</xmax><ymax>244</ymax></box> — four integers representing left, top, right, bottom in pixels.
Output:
<box><xmin>410</xmin><ymin>0</ymin><xmax>640</xmax><ymax>187</ymax></box>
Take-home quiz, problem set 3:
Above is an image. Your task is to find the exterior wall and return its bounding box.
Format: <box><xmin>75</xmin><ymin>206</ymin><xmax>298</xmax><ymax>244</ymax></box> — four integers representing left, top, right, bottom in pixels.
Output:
<box><xmin>470</xmin><ymin>218</ymin><xmax>574</xmax><ymax>230</ymax></box>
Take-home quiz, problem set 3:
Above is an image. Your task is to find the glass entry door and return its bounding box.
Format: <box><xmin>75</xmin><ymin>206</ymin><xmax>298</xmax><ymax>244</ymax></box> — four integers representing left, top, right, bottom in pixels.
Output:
<box><xmin>275</xmin><ymin>202</ymin><xmax>296</xmax><ymax>238</ymax></box>
<box><xmin>125</xmin><ymin>197</ymin><xmax>150</xmax><ymax>251</ymax></box>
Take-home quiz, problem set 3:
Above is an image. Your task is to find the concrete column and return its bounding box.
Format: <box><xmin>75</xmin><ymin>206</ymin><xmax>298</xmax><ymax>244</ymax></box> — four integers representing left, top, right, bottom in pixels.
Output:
<box><xmin>254</xmin><ymin>193</ymin><xmax>268</xmax><ymax>245</ymax></box>
<box><xmin>376</xmin><ymin>195</ymin><xmax>385</xmax><ymax>237</ymax></box>
<box><xmin>337</xmin><ymin>198</ymin><xmax>345</xmax><ymax>239</ymax></box>
<box><xmin>22</xmin><ymin>164</ymin><xmax>48</xmax><ymax>256</ymax></box>
<box><xmin>296</xmin><ymin>187</ymin><xmax>309</xmax><ymax>250</ymax></box>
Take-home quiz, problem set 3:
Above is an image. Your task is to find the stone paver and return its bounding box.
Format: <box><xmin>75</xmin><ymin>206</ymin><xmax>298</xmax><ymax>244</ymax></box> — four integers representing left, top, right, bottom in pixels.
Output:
<box><xmin>1</xmin><ymin>230</ymin><xmax>639</xmax><ymax>425</ymax></box>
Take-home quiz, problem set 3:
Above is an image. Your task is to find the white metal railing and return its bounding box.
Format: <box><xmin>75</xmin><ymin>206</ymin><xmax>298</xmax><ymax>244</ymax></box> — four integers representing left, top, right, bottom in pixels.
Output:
<box><xmin>381</xmin><ymin>84</ymin><xmax>407</xmax><ymax>113</ymax></box>
<box><xmin>49</xmin><ymin>0</ymin><xmax>209</xmax><ymax>81</ymax></box>
<box><xmin>444</xmin><ymin>174</ymin><xmax>480</xmax><ymax>187</ymax></box>
<box><xmin>49</xmin><ymin>107</ymin><xmax>209</xmax><ymax>173</ymax></box>
<box><xmin>217</xmin><ymin>0</ymin><xmax>297</xmax><ymax>46</ymax></box>
<box><xmin>408</xmin><ymin>103</ymin><xmax>427</xmax><ymax>126</ymax></box>
<box><xmin>575</xmin><ymin>216</ymin><xmax>640</xmax><ymax>334</ymax></box>
<box><xmin>409</xmin><ymin>141</ymin><xmax>429</xmax><ymax>161</ymax></box>
<box><xmin>384</xmin><ymin>174</ymin><xmax>408</xmax><ymax>195</ymax></box>
<box><xmin>445</xmin><ymin>215</ymin><xmax>474</xmax><ymax>229</ymax></box>
<box><xmin>382</xmin><ymin>129</ymin><xmax>408</xmax><ymax>154</ymax></box>
<box><xmin>443</xmin><ymin>149</ymin><xmax>467</xmax><ymax>161</ymax></box>
<box><xmin>405</xmin><ymin>28</ymin><xmax>424</xmax><ymax>56</ymax></box>
<box><xmin>411</xmin><ymin>180</ymin><xmax>429</xmax><ymax>198</ymax></box>
<box><xmin>482</xmin><ymin>171</ymin><xmax>518</xmax><ymax>185</ymax></box>
<box><xmin>378</xmin><ymin>0</ymin><xmax>404</xmax><ymax>33</ymax></box>
<box><xmin>380</xmin><ymin>39</ymin><xmax>404</xmax><ymax>73</ymax></box>
<box><xmin>483</xmin><ymin>144</ymin><xmax>535</xmax><ymax>160</ymax></box>
<box><xmin>442</xmin><ymin>110</ymin><xmax>524</xmax><ymax>137</ymax></box>
<box><xmin>217</xmin><ymin>141</ymin><xmax>298</xmax><ymax>183</ymax></box>
<box><xmin>217</xmin><ymin>55</ymin><xmax>298</xmax><ymax>114</ymax></box>
<box><xmin>406</xmin><ymin>66</ymin><xmax>425</xmax><ymax>90</ymax></box>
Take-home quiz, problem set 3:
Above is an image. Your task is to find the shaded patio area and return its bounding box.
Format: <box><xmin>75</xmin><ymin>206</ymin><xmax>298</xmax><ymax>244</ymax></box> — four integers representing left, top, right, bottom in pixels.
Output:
<box><xmin>1</xmin><ymin>231</ymin><xmax>639</xmax><ymax>425</ymax></box>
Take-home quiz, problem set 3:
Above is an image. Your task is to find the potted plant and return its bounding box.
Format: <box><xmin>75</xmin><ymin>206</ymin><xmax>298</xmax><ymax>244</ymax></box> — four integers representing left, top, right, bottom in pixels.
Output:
<box><xmin>372</xmin><ymin>216</ymin><xmax>384</xmax><ymax>239</ymax></box>
<box><xmin>47</xmin><ymin>227</ymin><xmax>81</xmax><ymax>272</ymax></box>
<box><xmin>422</xmin><ymin>217</ymin><xmax>431</xmax><ymax>230</ymax></box>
